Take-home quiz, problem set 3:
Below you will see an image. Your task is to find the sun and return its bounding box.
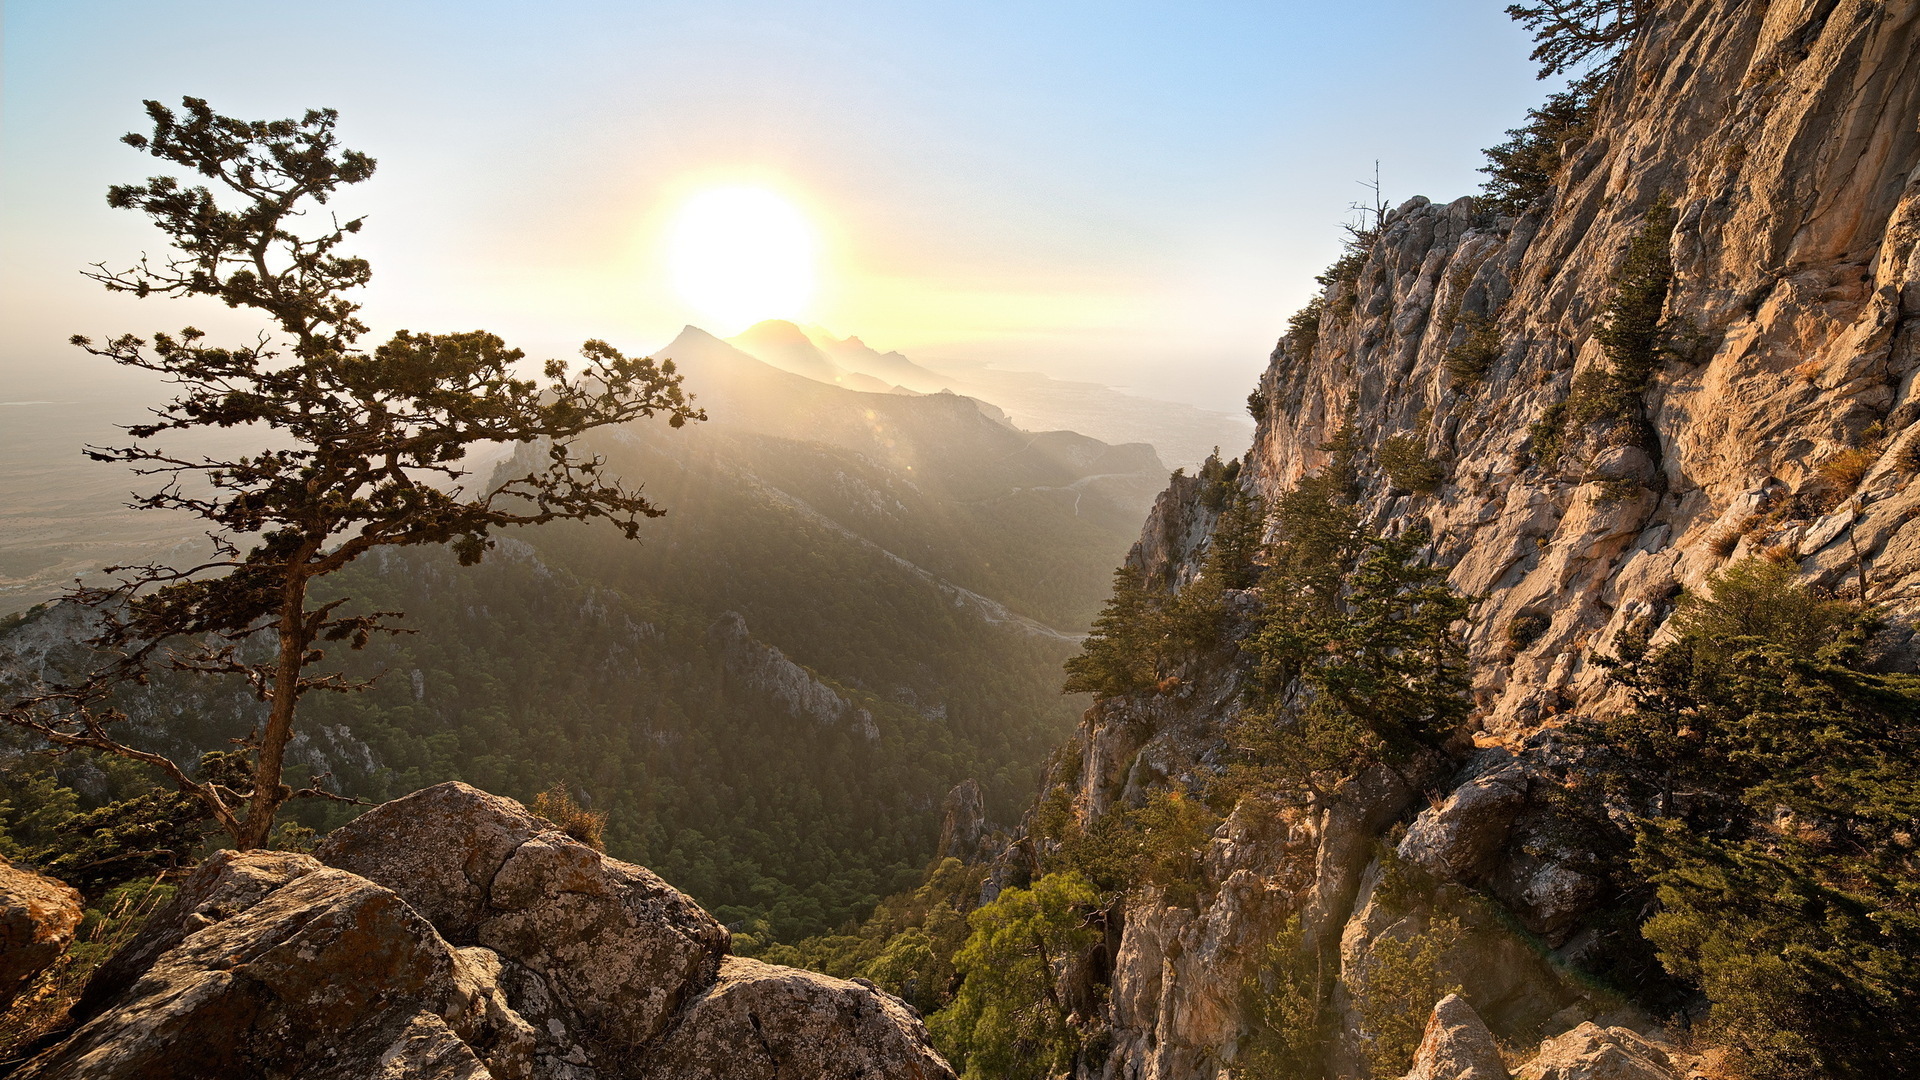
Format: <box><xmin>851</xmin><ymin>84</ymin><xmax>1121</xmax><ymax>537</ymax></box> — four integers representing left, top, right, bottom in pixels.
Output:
<box><xmin>667</xmin><ymin>185</ymin><xmax>818</xmax><ymax>332</ymax></box>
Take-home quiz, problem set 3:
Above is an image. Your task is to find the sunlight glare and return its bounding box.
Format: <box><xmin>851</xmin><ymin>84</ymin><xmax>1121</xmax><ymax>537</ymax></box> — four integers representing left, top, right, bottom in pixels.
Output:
<box><xmin>668</xmin><ymin>185</ymin><xmax>817</xmax><ymax>332</ymax></box>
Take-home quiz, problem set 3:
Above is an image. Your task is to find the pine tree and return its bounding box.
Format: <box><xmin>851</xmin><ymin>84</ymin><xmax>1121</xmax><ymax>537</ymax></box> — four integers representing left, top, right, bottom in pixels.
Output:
<box><xmin>3</xmin><ymin>98</ymin><xmax>703</xmax><ymax>850</ymax></box>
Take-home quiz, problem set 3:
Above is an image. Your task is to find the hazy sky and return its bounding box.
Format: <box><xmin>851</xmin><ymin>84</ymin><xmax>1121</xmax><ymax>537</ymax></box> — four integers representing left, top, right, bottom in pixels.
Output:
<box><xmin>2</xmin><ymin>1</ymin><xmax>1551</xmax><ymax>412</ymax></box>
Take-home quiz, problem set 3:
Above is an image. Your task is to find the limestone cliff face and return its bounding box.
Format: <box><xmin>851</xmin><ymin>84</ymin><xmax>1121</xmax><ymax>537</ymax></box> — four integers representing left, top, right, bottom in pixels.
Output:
<box><xmin>1045</xmin><ymin>2</ymin><xmax>1920</xmax><ymax>1077</ymax></box>
<box><xmin>1248</xmin><ymin>0</ymin><xmax>1920</xmax><ymax>733</ymax></box>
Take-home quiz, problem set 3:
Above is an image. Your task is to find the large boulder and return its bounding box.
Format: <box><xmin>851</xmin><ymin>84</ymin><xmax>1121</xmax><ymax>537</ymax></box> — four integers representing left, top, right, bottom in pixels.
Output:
<box><xmin>638</xmin><ymin>956</ymin><xmax>956</xmax><ymax>1080</ymax></box>
<box><xmin>322</xmin><ymin>782</ymin><xmax>729</xmax><ymax>1054</ymax></box>
<box><xmin>1513</xmin><ymin>1023</ymin><xmax>1682</xmax><ymax>1080</ymax></box>
<box><xmin>316</xmin><ymin>781</ymin><xmax>546</xmax><ymax>941</ymax></box>
<box><xmin>1397</xmin><ymin>768</ymin><xmax>1528</xmax><ymax>884</ymax></box>
<box><xmin>0</xmin><ymin>857</ymin><xmax>84</xmax><ymax>1010</ymax></box>
<box><xmin>1404</xmin><ymin>994</ymin><xmax>1511</xmax><ymax>1080</ymax></box>
<box><xmin>477</xmin><ymin>833</ymin><xmax>728</xmax><ymax>1050</ymax></box>
<box><xmin>16</xmin><ymin>856</ymin><xmax>527</xmax><ymax>1080</ymax></box>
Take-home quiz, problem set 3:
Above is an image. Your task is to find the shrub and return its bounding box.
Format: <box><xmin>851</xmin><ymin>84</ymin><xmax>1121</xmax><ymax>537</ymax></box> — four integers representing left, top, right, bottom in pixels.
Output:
<box><xmin>1380</xmin><ymin>435</ymin><xmax>1445</xmax><ymax>495</ymax></box>
<box><xmin>1815</xmin><ymin>447</ymin><xmax>1876</xmax><ymax>500</ymax></box>
<box><xmin>1529</xmin><ymin>203</ymin><xmax>1676</xmax><ymax>473</ymax></box>
<box><xmin>1589</xmin><ymin>559</ymin><xmax>1920</xmax><ymax>1078</ymax></box>
<box><xmin>1353</xmin><ymin>916</ymin><xmax>1464</xmax><ymax>1077</ymax></box>
<box><xmin>1595</xmin><ymin>197</ymin><xmax>1677</xmax><ymax>394</ymax></box>
<box><xmin>1506</xmin><ymin>613</ymin><xmax>1550</xmax><ymax>652</ymax></box>
<box><xmin>930</xmin><ymin>872</ymin><xmax>1100</xmax><ymax>1080</ymax></box>
<box><xmin>1046</xmin><ymin>791</ymin><xmax>1221</xmax><ymax>908</ymax></box>
<box><xmin>530</xmin><ymin>783</ymin><xmax>607</xmax><ymax>850</ymax></box>
<box><xmin>1239</xmin><ymin>917</ymin><xmax>1330</xmax><ymax>1080</ymax></box>
<box><xmin>1445</xmin><ymin>312</ymin><xmax>1504</xmax><ymax>387</ymax></box>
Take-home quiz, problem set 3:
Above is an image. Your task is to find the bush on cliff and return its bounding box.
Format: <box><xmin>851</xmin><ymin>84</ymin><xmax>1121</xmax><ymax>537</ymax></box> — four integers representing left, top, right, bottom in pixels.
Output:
<box><xmin>1233</xmin><ymin>452</ymin><xmax>1471</xmax><ymax>806</ymax></box>
<box><xmin>1592</xmin><ymin>559</ymin><xmax>1920</xmax><ymax>1079</ymax></box>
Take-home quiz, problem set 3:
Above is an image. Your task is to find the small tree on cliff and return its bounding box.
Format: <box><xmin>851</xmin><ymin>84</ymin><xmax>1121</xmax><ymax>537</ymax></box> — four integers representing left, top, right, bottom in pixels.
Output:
<box><xmin>2</xmin><ymin>98</ymin><xmax>703</xmax><ymax>850</ymax></box>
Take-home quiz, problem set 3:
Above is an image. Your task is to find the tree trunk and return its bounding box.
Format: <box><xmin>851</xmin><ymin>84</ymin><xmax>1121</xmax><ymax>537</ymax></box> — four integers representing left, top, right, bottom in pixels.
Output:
<box><xmin>236</xmin><ymin>569</ymin><xmax>311</xmax><ymax>849</ymax></box>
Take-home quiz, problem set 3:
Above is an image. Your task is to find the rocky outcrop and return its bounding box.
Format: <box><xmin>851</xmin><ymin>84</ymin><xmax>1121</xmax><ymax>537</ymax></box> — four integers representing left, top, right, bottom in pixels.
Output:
<box><xmin>0</xmin><ymin>858</ymin><xmax>83</xmax><ymax>1011</ymax></box>
<box><xmin>1512</xmin><ymin>1023</ymin><xmax>1692</xmax><ymax>1080</ymax></box>
<box><xmin>1244</xmin><ymin>0</ymin><xmax>1920</xmax><ymax>733</ymax></box>
<box><xmin>19</xmin><ymin>783</ymin><xmax>954</xmax><ymax>1080</ymax></box>
<box><xmin>936</xmin><ymin>779</ymin><xmax>987</xmax><ymax>860</ymax></box>
<box><xmin>18</xmin><ymin>853</ymin><xmax>508</xmax><ymax>1080</ymax></box>
<box><xmin>707</xmin><ymin>612</ymin><xmax>880</xmax><ymax>738</ymax></box>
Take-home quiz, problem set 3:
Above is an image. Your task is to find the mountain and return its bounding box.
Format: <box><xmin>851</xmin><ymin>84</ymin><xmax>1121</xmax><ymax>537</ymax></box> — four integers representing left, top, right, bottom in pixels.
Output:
<box><xmin>0</xmin><ymin>323</ymin><xmax>1175</xmax><ymax>946</ymax></box>
<box><xmin>760</xmin><ymin>3</ymin><xmax>1920</xmax><ymax>1077</ymax></box>
<box><xmin>726</xmin><ymin>319</ymin><xmax>899</xmax><ymax>393</ymax></box>
<box><xmin>719</xmin><ymin>318</ymin><xmax>1254</xmax><ymax>470</ymax></box>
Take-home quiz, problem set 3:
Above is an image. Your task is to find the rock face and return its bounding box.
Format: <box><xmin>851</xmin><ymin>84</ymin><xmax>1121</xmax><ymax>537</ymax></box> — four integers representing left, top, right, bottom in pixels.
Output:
<box><xmin>1021</xmin><ymin>1</ymin><xmax>1920</xmax><ymax>1077</ymax></box>
<box><xmin>0</xmin><ymin>858</ymin><xmax>83</xmax><ymax>1011</ymax></box>
<box><xmin>20</xmin><ymin>783</ymin><xmax>954</xmax><ymax>1080</ymax></box>
<box><xmin>936</xmin><ymin>779</ymin><xmax>987</xmax><ymax>860</ymax></box>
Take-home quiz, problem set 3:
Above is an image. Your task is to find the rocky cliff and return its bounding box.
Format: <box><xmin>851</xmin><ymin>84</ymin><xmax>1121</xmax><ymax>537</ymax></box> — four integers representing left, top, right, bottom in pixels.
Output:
<box><xmin>9</xmin><ymin>783</ymin><xmax>954</xmax><ymax>1080</ymax></box>
<box><xmin>1028</xmin><ymin>1</ymin><xmax>1920</xmax><ymax>1077</ymax></box>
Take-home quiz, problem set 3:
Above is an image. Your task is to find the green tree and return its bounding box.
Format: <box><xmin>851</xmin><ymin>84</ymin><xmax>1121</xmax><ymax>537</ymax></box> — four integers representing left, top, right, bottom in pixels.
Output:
<box><xmin>1063</xmin><ymin>566</ymin><xmax>1161</xmax><ymax>697</ymax></box>
<box><xmin>1235</xmin><ymin>442</ymin><xmax>1471</xmax><ymax>807</ymax></box>
<box><xmin>930</xmin><ymin>872</ymin><xmax>1101</xmax><ymax>1080</ymax></box>
<box><xmin>1592</xmin><ymin>559</ymin><xmax>1920</xmax><ymax>1079</ymax></box>
<box><xmin>1506</xmin><ymin>0</ymin><xmax>1653</xmax><ymax>80</ymax></box>
<box><xmin>1478</xmin><ymin>87</ymin><xmax>1595</xmax><ymax>215</ymax></box>
<box><xmin>3</xmin><ymin>98</ymin><xmax>703</xmax><ymax>850</ymax></box>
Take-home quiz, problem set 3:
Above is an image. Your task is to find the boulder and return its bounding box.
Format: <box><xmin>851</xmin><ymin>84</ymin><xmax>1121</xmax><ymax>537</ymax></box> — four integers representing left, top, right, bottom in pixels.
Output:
<box><xmin>637</xmin><ymin>956</ymin><xmax>956</xmax><ymax>1080</ymax></box>
<box><xmin>75</xmin><ymin>848</ymin><xmax>317</xmax><ymax>1018</ymax></box>
<box><xmin>316</xmin><ymin>781</ymin><xmax>546</xmax><ymax>941</ymax></box>
<box><xmin>0</xmin><ymin>857</ymin><xmax>84</xmax><ymax>1010</ymax></box>
<box><xmin>477</xmin><ymin>832</ymin><xmax>728</xmax><ymax>1050</ymax></box>
<box><xmin>16</xmin><ymin>859</ymin><xmax>517</xmax><ymax>1080</ymax></box>
<box><xmin>1514</xmin><ymin>1022</ymin><xmax>1680</xmax><ymax>1080</ymax></box>
<box><xmin>18</xmin><ymin>784</ymin><xmax>952</xmax><ymax>1079</ymax></box>
<box><xmin>1404</xmin><ymin>994</ymin><xmax>1511</xmax><ymax>1080</ymax></box>
<box><xmin>1398</xmin><ymin>768</ymin><xmax>1528</xmax><ymax>883</ymax></box>
<box><xmin>323</xmin><ymin>783</ymin><xmax>729</xmax><ymax>1054</ymax></box>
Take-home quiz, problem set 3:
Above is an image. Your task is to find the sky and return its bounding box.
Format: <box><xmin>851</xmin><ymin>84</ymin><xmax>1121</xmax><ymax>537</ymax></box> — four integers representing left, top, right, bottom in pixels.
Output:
<box><xmin>1</xmin><ymin>1</ymin><xmax>1551</xmax><ymax>413</ymax></box>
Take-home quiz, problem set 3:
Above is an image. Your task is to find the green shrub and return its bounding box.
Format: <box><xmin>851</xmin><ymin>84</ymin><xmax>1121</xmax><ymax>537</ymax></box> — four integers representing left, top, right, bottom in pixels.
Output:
<box><xmin>1286</xmin><ymin>298</ymin><xmax>1325</xmax><ymax>362</ymax></box>
<box><xmin>1239</xmin><ymin>917</ymin><xmax>1331</xmax><ymax>1080</ymax></box>
<box><xmin>1595</xmin><ymin>197</ymin><xmax>1676</xmax><ymax>394</ymax></box>
<box><xmin>1353</xmin><ymin>918</ymin><xmax>1464</xmax><ymax>1077</ymax></box>
<box><xmin>1045</xmin><ymin>791</ymin><xmax>1221</xmax><ymax>908</ymax></box>
<box><xmin>930</xmin><ymin>872</ymin><xmax>1101</xmax><ymax>1080</ymax></box>
<box><xmin>1505</xmin><ymin>612</ymin><xmax>1549</xmax><ymax>651</ymax></box>
<box><xmin>1444</xmin><ymin>312</ymin><xmax>1503</xmax><ymax>386</ymax></box>
<box><xmin>1379</xmin><ymin>435</ymin><xmax>1445</xmax><ymax>495</ymax></box>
